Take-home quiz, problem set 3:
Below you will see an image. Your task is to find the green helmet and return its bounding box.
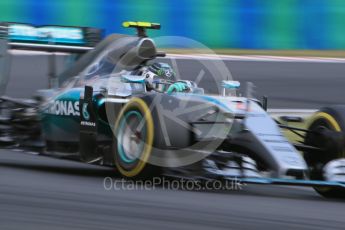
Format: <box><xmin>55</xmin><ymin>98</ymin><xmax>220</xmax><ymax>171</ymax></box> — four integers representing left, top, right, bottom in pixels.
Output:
<box><xmin>143</xmin><ymin>62</ymin><xmax>176</xmax><ymax>91</ymax></box>
<box><xmin>146</xmin><ymin>62</ymin><xmax>175</xmax><ymax>80</ymax></box>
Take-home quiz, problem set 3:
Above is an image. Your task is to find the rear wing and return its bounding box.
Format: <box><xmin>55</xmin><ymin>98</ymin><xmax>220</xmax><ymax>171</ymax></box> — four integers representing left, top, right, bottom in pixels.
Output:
<box><xmin>0</xmin><ymin>22</ymin><xmax>103</xmax><ymax>53</ymax></box>
<box><xmin>0</xmin><ymin>22</ymin><xmax>104</xmax><ymax>93</ymax></box>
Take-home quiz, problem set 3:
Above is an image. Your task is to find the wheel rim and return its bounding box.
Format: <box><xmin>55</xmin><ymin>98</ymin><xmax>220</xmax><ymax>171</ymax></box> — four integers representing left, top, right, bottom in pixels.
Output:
<box><xmin>114</xmin><ymin>97</ymin><xmax>154</xmax><ymax>178</ymax></box>
<box><xmin>117</xmin><ymin>111</ymin><xmax>147</xmax><ymax>164</ymax></box>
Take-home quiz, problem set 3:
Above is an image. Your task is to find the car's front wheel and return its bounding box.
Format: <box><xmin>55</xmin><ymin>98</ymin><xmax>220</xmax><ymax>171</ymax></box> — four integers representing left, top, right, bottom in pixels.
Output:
<box><xmin>304</xmin><ymin>106</ymin><xmax>345</xmax><ymax>198</ymax></box>
<box><xmin>112</xmin><ymin>97</ymin><xmax>157</xmax><ymax>178</ymax></box>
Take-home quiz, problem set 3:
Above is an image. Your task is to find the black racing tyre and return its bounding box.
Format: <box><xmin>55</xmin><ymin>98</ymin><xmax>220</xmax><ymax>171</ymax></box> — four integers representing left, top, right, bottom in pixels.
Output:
<box><xmin>112</xmin><ymin>97</ymin><xmax>158</xmax><ymax>178</ymax></box>
<box><xmin>304</xmin><ymin>106</ymin><xmax>345</xmax><ymax>198</ymax></box>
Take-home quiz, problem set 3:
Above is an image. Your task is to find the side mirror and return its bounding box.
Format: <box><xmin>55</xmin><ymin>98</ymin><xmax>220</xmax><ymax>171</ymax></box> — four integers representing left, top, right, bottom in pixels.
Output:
<box><xmin>221</xmin><ymin>80</ymin><xmax>240</xmax><ymax>96</ymax></box>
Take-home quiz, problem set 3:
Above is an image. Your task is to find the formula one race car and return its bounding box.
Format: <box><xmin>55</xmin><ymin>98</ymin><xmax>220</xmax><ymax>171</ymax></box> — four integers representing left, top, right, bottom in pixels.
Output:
<box><xmin>1</xmin><ymin>21</ymin><xmax>345</xmax><ymax>198</ymax></box>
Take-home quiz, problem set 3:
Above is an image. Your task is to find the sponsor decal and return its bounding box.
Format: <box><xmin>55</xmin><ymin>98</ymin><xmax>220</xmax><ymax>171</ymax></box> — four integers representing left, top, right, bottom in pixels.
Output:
<box><xmin>165</xmin><ymin>70</ymin><xmax>172</xmax><ymax>78</ymax></box>
<box><xmin>82</xmin><ymin>103</ymin><xmax>90</xmax><ymax>120</ymax></box>
<box><xmin>80</xmin><ymin>121</ymin><xmax>96</xmax><ymax>127</ymax></box>
<box><xmin>8</xmin><ymin>24</ymin><xmax>84</xmax><ymax>44</ymax></box>
<box><xmin>46</xmin><ymin>100</ymin><xmax>80</xmax><ymax>116</ymax></box>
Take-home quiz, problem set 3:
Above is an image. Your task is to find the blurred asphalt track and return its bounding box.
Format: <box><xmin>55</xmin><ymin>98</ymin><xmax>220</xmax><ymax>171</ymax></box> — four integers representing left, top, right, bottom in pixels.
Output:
<box><xmin>162</xmin><ymin>56</ymin><xmax>345</xmax><ymax>109</ymax></box>
<box><xmin>1</xmin><ymin>54</ymin><xmax>345</xmax><ymax>229</ymax></box>
<box><xmin>4</xmin><ymin>53</ymin><xmax>345</xmax><ymax>109</ymax></box>
<box><xmin>1</xmin><ymin>150</ymin><xmax>345</xmax><ymax>230</ymax></box>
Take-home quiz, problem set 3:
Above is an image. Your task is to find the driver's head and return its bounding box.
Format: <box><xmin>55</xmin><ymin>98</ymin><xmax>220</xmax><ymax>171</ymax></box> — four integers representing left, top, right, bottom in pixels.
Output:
<box><xmin>142</xmin><ymin>62</ymin><xmax>176</xmax><ymax>91</ymax></box>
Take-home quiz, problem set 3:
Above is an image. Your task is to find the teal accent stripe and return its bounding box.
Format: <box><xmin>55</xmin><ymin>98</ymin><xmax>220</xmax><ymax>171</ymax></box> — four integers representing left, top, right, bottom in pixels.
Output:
<box><xmin>241</xmin><ymin>178</ymin><xmax>345</xmax><ymax>188</ymax></box>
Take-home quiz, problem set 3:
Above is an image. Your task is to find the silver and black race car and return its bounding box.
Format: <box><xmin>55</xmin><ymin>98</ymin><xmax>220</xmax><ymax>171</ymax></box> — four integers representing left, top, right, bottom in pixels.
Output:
<box><xmin>1</xmin><ymin>21</ymin><xmax>345</xmax><ymax>198</ymax></box>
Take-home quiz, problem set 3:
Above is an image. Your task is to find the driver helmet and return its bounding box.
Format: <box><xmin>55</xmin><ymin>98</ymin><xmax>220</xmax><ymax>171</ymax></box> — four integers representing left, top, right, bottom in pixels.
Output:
<box><xmin>142</xmin><ymin>62</ymin><xmax>176</xmax><ymax>91</ymax></box>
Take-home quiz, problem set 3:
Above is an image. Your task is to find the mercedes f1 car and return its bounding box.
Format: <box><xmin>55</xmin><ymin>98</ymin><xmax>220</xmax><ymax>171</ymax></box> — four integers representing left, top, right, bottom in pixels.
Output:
<box><xmin>1</xmin><ymin>21</ymin><xmax>345</xmax><ymax>198</ymax></box>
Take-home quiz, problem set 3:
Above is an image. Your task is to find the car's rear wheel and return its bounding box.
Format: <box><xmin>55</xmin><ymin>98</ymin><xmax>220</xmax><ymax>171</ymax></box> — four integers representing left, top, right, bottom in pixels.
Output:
<box><xmin>113</xmin><ymin>97</ymin><xmax>157</xmax><ymax>178</ymax></box>
<box><xmin>304</xmin><ymin>106</ymin><xmax>345</xmax><ymax>198</ymax></box>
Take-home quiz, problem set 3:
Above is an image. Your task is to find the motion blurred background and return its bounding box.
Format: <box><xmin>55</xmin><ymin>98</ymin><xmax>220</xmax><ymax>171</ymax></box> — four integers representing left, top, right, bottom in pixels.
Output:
<box><xmin>1</xmin><ymin>2</ymin><xmax>345</xmax><ymax>230</ymax></box>
<box><xmin>0</xmin><ymin>0</ymin><xmax>345</xmax><ymax>49</ymax></box>
<box><xmin>0</xmin><ymin>0</ymin><xmax>345</xmax><ymax>105</ymax></box>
